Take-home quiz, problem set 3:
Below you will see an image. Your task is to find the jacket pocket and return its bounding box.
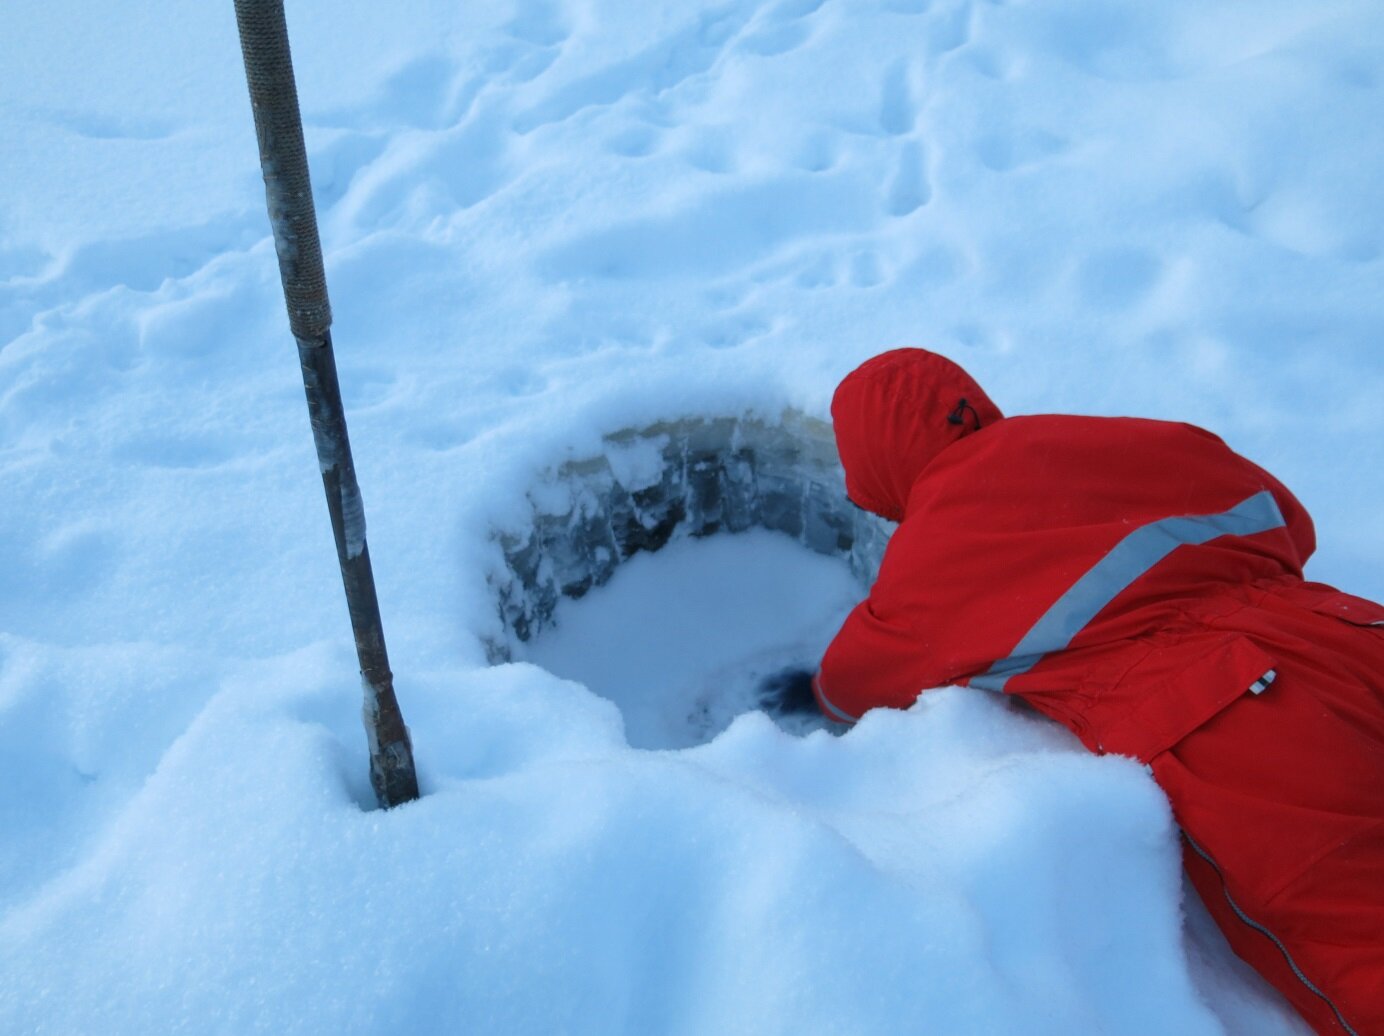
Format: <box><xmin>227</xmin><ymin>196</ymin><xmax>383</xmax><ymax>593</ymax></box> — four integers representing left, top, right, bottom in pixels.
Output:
<box><xmin>1291</xmin><ymin>584</ymin><xmax>1384</xmax><ymax>628</ymax></box>
<box><xmin>1094</xmin><ymin>634</ymin><xmax>1277</xmax><ymax>764</ymax></box>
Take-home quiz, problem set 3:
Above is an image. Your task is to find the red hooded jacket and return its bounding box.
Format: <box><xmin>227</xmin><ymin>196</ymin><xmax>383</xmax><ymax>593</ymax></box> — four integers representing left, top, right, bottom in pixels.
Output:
<box><xmin>815</xmin><ymin>349</ymin><xmax>1384</xmax><ymax>1034</ymax></box>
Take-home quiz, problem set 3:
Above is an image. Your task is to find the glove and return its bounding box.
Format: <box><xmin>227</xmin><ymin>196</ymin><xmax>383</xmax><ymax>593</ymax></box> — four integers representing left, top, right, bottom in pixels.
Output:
<box><xmin>758</xmin><ymin>666</ymin><xmax>819</xmax><ymax>716</ymax></box>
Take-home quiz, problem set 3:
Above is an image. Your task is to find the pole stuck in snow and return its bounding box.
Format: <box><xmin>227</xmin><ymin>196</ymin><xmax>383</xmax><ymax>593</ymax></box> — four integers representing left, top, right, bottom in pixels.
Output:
<box><xmin>234</xmin><ymin>0</ymin><xmax>419</xmax><ymax>808</ymax></box>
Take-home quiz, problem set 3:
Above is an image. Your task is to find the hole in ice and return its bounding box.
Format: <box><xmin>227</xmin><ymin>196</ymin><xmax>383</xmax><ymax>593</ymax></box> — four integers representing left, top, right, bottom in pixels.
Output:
<box><xmin>487</xmin><ymin>412</ymin><xmax>894</xmax><ymax>748</ymax></box>
<box><xmin>522</xmin><ymin>530</ymin><xmax>862</xmax><ymax>748</ymax></box>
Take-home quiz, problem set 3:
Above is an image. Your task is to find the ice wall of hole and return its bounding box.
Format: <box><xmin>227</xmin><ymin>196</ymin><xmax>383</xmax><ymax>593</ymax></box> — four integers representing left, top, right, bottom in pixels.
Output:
<box><xmin>485</xmin><ymin>411</ymin><xmax>894</xmax><ymax>729</ymax></box>
<box><xmin>487</xmin><ymin>411</ymin><xmax>893</xmax><ymax>653</ymax></box>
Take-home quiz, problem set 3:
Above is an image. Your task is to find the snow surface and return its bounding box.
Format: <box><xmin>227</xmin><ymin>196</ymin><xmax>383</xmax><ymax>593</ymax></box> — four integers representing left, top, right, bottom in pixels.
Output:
<box><xmin>522</xmin><ymin>530</ymin><xmax>861</xmax><ymax>748</ymax></box>
<box><xmin>4</xmin><ymin>0</ymin><xmax>1381</xmax><ymax>1031</ymax></box>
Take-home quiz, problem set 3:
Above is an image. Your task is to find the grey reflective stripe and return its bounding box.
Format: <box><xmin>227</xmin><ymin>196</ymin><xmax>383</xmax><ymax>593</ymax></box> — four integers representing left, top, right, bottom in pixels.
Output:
<box><xmin>1182</xmin><ymin>830</ymin><xmax>1358</xmax><ymax>1036</ymax></box>
<box><xmin>973</xmin><ymin>491</ymin><xmax>1288</xmax><ymax>693</ymax></box>
<box><xmin>815</xmin><ymin>681</ymin><xmax>858</xmax><ymax>724</ymax></box>
<box><xmin>1249</xmin><ymin>669</ymin><xmax>1276</xmax><ymax>695</ymax></box>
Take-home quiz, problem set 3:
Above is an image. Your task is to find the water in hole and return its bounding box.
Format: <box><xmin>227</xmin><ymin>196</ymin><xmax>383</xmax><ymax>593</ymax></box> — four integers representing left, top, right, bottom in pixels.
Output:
<box><xmin>520</xmin><ymin>529</ymin><xmax>861</xmax><ymax>749</ymax></box>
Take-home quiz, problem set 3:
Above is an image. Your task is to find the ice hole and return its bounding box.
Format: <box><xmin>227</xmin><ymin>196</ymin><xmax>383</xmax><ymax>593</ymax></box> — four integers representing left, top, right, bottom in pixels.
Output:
<box><xmin>487</xmin><ymin>412</ymin><xmax>894</xmax><ymax>749</ymax></box>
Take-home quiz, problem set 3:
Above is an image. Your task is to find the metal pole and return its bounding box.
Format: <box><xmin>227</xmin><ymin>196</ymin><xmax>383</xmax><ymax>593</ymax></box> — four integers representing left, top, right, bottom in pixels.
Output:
<box><xmin>234</xmin><ymin>0</ymin><xmax>419</xmax><ymax>808</ymax></box>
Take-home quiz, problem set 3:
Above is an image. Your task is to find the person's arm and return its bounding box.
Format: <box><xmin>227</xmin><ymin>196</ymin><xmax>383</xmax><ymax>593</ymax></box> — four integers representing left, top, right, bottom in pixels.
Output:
<box><xmin>1253</xmin><ymin>463</ymin><xmax>1316</xmax><ymax>568</ymax></box>
<box><xmin>1183</xmin><ymin>421</ymin><xmax>1316</xmax><ymax>569</ymax></box>
<box><xmin>813</xmin><ymin>595</ymin><xmax>945</xmax><ymax>724</ymax></box>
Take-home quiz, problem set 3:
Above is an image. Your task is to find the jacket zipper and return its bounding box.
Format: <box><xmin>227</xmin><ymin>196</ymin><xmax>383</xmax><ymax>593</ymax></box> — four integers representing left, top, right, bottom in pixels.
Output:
<box><xmin>1181</xmin><ymin>830</ymin><xmax>1357</xmax><ymax>1035</ymax></box>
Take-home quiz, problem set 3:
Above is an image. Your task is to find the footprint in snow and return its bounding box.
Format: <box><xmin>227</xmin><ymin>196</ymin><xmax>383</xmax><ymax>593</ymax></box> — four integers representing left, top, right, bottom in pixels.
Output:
<box><xmin>921</xmin><ymin>0</ymin><xmax>973</xmax><ymax>57</ymax></box>
<box><xmin>886</xmin><ymin>140</ymin><xmax>931</xmax><ymax>217</ymax></box>
<box><xmin>879</xmin><ymin>60</ymin><xmax>917</xmax><ymax>137</ymax></box>
<box><xmin>536</xmin><ymin>173</ymin><xmax>878</xmax><ymax>282</ymax></box>
<box><xmin>504</xmin><ymin>0</ymin><xmax>572</xmax><ymax>48</ymax></box>
<box><xmin>511</xmin><ymin>7</ymin><xmax>754</xmax><ymax>136</ymax></box>
<box><xmin>738</xmin><ymin>20</ymin><xmax>814</xmax><ymax>58</ymax></box>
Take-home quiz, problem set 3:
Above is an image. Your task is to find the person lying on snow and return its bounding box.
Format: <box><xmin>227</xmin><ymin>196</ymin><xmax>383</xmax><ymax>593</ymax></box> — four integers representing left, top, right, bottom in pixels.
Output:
<box><xmin>770</xmin><ymin>348</ymin><xmax>1384</xmax><ymax>1035</ymax></box>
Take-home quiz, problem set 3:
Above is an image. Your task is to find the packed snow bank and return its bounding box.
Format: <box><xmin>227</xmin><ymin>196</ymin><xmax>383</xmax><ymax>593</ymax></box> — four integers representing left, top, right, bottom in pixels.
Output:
<box><xmin>0</xmin><ymin>662</ymin><xmax>1222</xmax><ymax>1034</ymax></box>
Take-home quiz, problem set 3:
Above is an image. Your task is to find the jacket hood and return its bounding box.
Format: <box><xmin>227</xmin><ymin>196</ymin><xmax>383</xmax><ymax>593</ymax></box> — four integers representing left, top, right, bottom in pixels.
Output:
<box><xmin>831</xmin><ymin>349</ymin><xmax>1004</xmax><ymax>522</ymax></box>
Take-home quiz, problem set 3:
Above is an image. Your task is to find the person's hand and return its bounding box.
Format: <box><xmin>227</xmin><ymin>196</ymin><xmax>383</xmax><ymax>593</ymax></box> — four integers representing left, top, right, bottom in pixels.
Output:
<box><xmin>758</xmin><ymin>666</ymin><xmax>818</xmax><ymax>715</ymax></box>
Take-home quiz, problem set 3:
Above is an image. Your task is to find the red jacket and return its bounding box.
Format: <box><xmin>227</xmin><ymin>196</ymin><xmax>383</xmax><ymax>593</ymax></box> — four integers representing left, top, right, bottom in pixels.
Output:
<box><xmin>816</xmin><ymin>350</ymin><xmax>1362</xmax><ymax>759</ymax></box>
<box><xmin>814</xmin><ymin>349</ymin><xmax>1384</xmax><ymax>1033</ymax></box>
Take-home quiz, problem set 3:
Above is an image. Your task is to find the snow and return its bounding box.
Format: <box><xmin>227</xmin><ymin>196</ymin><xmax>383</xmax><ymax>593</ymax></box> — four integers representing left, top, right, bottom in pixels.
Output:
<box><xmin>521</xmin><ymin>530</ymin><xmax>860</xmax><ymax>748</ymax></box>
<box><xmin>3</xmin><ymin>0</ymin><xmax>1380</xmax><ymax>1031</ymax></box>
